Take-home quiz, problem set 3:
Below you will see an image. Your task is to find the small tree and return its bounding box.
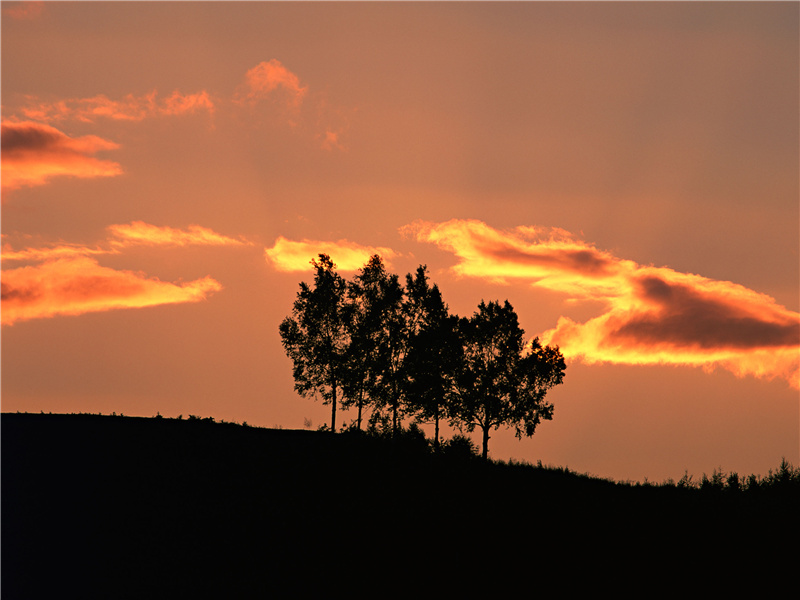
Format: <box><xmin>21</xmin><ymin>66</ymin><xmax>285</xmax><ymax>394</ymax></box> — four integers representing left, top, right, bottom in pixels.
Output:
<box><xmin>279</xmin><ymin>254</ymin><xmax>351</xmax><ymax>432</ymax></box>
<box><xmin>451</xmin><ymin>300</ymin><xmax>565</xmax><ymax>460</ymax></box>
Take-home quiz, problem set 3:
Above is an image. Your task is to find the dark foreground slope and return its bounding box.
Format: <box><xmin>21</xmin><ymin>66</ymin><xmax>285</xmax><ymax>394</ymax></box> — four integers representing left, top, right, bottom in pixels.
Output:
<box><xmin>3</xmin><ymin>413</ymin><xmax>797</xmax><ymax>596</ymax></box>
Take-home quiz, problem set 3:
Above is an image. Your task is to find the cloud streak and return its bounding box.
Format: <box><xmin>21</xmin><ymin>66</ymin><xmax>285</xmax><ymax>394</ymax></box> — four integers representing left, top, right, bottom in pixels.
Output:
<box><xmin>107</xmin><ymin>221</ymin><xmax>249</xmax><ymax>248</ymax></box>
<box><xmin>405</xmin><ymin>219</ymin><xmax>800</xmax><ymax>388</ymax></box>
<box><xmin>2</xmin><ymin>222</ymin><xmax>248</xmax><ymax>263</ymax></box>
<box><xmin>19</xmin><ymin>90</ymin><xmax>215</xmax><ymax>123</ymax></box>
<box><xmin>1</xmin><ymin>120</ymin><xmax>122</xmax><ymax>191</ymax></box>
<box><xmin>0</xmin><ymin>222</ymin><xmax>248</xmax><ymax>325</ymax></box>
<box><xmin>1</xmin><ymin>257</ymin><xmax>222</xmax><ymax>326</ymax></box>
<box><xmin>265</xmin><ymin>236</ymin><xmax>398</xmax><ymax>272</ymax></box>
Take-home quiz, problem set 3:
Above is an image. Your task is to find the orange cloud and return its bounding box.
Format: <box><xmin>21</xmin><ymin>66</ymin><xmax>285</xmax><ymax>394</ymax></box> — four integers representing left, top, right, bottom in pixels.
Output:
<box><xmin>2</xmin><ymin>1</ymin><xmax>43</xmax><ymax>20</ymax></box>
<box><xmin>107</xmin><ymin>221</ymin><xmax>248</xmax><ymax>248</ymax></box>
<box><xmin>19</xmin><ymin>90</ymin><xmax>215</xmax><ymax>123</ymax></box>
<box><xmin>1</xmin><ymin>120</ymin><xmax>122</xmax><ymax>191</ymax></box>
<box><xmin>1</xmin><ymin>222</ymin><xmax>248</xmax><ymax>265</ymax></box>
<box><xmin>405</xmin><ymin>219</ymin><xmax>800</xmax><ymax>388</ymax></box>
<box><xmin>1</xmin><ymin>242</ymin><xmax>109</xmax><ymax>263</ymax></box>
<box><xmin>320</xmin><ymin>130</ymin><xmax>346</xmax><ymax>152</ymax></box>
<box><xmin>1</xmin><ymin>257</ymin><xmax>222</xmax><ymax>326</ymax></box>
<box><xmin>265</xmin><ymin>236</ymin><xmax>397</xmax><ymax>272</ymax></box>
<box><xmin>234</xmin><ymin>59</ymin><xmax>308</xmax><ymax>108</ymax></box>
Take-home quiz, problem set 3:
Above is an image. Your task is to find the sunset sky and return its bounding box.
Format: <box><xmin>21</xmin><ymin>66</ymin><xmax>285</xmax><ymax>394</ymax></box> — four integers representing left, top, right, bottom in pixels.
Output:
<box><xmin>2</xmin><ymin>1</ymin><xmax>798</xmax><ymax>482</ymax></box>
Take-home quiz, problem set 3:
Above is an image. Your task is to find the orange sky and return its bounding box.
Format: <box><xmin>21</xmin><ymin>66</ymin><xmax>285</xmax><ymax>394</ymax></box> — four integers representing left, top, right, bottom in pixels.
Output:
<box><xmin>2</xmin><ymin>1</ymin><xmax>798</xmax><ymax>482</ymax></box>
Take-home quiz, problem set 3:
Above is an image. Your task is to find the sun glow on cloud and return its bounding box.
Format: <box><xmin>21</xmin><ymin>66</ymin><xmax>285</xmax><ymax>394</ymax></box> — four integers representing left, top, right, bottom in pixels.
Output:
<box><xmin>265</xmin><ymin>236</ymin><xmax>398</xmax><ymax>272</ymax></box>
<box><xmin>1</xmin><ymin>120</ymin><xmax>122</xmax><ymax>191</ymax></box>
<box><xmin>405</xmin><ymin>219</ymin><xmax>800</xmax><ymax>388</ymax></box>
<box><xmin>107</xmin><ymin>221</ymin><xmax>249</xmax><ymax>248</ymax></box>
<box><xmin>0</xmin><ymin>222</ymin><xmax>246</xmax><ymax>325</ymax></box>
<box><xmin>0</xmin><ymin>257</ymin><xmax>222</xmax><ymax>326</ymax></box>
<box><xmin>1</xmin><ymin>222</ymin><xmax>249</xmax><ymax>264</ymax></box>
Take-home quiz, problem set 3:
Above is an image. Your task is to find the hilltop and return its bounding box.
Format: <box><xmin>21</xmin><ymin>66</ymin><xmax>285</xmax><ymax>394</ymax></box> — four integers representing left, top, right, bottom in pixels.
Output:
<box><xmin>3</xmin><ymin>412</ymin><xmax>797</xmax><ymax>595</ymax></box>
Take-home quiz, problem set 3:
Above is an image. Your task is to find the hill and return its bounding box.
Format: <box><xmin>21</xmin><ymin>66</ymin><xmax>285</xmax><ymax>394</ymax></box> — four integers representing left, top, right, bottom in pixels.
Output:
<box><xmin>3</xmin><ymin>412</ymin><xmax>797</xmax><ymax>595</ymax></box>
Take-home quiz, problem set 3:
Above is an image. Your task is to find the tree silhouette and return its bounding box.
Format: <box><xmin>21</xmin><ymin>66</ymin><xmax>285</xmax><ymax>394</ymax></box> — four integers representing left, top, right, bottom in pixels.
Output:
<box><xmin>279</xmin><ymin>257</ymin><xmax>566</xmax><ymax>456</ymax></box>
<box><xmin>345</xmin><ymin>255</ymin><xmax>407</xmax><ymax>435</ymax></box>
<box><xmin>341</xmin><ymin>255</ymin><xmax>386</xmax><ymax>430</ymax></box>
<box><xmin>279</xmin><ymin>254</ymin><xmax>350</xmax><ymax>432</ymax></box>
<box><xmin>451</xmin><ymin>300</ymin><xmax>565</xmax><ymax>459</ymax></box>
<box><xmin>403</xmin><ymin>266</ymin><xmax>462</xmax><ymax>450</ymax></box>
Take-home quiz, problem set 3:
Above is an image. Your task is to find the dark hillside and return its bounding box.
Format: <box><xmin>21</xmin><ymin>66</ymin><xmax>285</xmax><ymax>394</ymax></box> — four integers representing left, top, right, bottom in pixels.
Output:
<box><xmin>3</xmin><ymin>413</ymin><xmax>796</xmax><ymax>595</ymax></box>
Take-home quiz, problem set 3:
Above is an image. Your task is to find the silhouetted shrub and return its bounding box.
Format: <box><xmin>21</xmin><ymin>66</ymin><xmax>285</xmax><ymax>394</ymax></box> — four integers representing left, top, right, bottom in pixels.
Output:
<box><xmin>392</xmin><ymin>422</ymin><xmax>430</xmax><ymax>454</ymax></box>
<box><xmin>676</xmin><ymin>471</ymin><xmax>695</xmax><ymax>489</ymax></box>
<box><xmin>440</xmin><ymin>434</ymin><xmax>478</xmax><ymax>460</ymax></box>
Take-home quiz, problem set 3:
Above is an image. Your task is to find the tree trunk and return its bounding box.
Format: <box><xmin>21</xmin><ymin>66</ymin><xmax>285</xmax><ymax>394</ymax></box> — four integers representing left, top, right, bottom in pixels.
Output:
<box><xmin>481</xmin><ymin>425</ymin><xmax>490</xmax><ymax>460</ymax></box>
<box><xmin>434</xmin><ymin>404</ymin><xmax>440</xmax><ymax>451</ymax></box>
<box><xmin>331</xmin><ymin>381</ymin><xmax>337</xmax><ymax>433</ymax></box>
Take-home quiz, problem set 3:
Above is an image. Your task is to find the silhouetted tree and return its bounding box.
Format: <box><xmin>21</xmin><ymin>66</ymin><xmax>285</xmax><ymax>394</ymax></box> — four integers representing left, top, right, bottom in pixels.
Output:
<box><xmin>450</xmin><ymin>300</ymin><xmax>566</xmax><ymax>460</ymax></box>
<box><xmin>403</xmin><ymin>266</ymin><xmax>462</xmax><ymax>450</ymax></box>
<box><xmin>341</xmin><ymin>255</ymin><xmax>385</xmax><ymax>429</ymax></box>
<box><xmin>279</xmin><ymin>254</ymin><xmax>350</xmax><ymax>432</ymax></box>
<box><xmin>345</xmin><ymin>255</ymin><xmax>407</xmax><ymax>435</ymax></box>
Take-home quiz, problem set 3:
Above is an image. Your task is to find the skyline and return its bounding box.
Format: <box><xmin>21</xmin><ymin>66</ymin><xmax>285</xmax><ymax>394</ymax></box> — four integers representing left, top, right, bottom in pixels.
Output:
<box><xmin>2</xmin><ymin>1</ymin><xmax>798</xmax><ymax>482</ymax></box>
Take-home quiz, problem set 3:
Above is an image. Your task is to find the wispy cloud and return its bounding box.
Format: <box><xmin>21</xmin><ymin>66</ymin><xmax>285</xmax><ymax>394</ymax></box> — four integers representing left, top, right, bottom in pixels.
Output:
<box><xmin>1</xmin><ymin>120</ymin><xmax>122</xmax><ymax>192</ymax></box>
<box><xmin>0</xmin><ymin>242</ymin><xmax>109</xmax><ymax>263</ymax></box>
<box><xmin>107</xmin><ymin>221</ymin><xmax>249</xmax><ymax>248</ymax></box>
<box><xmin>9</xmin><ymin>59</ymin><xmax>348</xmax><ymax>153</ymax></box>
<box><xmin>319</xmin><ymin>130</ymin><xmax>346</xmax><ymax>152</ymax></box>
<box><xmin>2</xmin><ymin>222</ymin><xmax>248</xmax><ymax>264</ymax></box>
<box><xmin>234</xmin><ymin>59</ymin><xmax>307</xmax><ymax>109</ymax></box>
<box><xmin>0</xmin><ymin>222</ymin><xmax>248</xmax><ymax>325</ymax></box>
<box><xmin>405</xmin><ymin>219</ymin><xmax>800</xmax><ymax>388</ymax></box>
<box><xmin>265</xmin><ymin>236</ymin><xmax>398</xmax><ymax>272</ymax></box>
<box><xmin>19</xmin><ymin>90</ymin><xmax>215</xmax><ymax>123</ymax></box>
<box><xmin>1</xmin><ymin>257</ymin><xmax>221</xmax><ymax>326</ymax></box>
<box><xmin>2</xmin><ymin>1</ymin><xmax>43</xmax><ymax>20</ymax></box>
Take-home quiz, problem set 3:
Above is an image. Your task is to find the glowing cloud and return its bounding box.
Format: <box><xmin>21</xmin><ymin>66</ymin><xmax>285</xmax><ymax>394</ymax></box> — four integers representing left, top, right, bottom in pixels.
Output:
<box><xmin>234</xmin><ymin>59</ymin><xmax>308</xmax><ymax>108</ymax></box>
<box><xmin>265</xmin><ymin>236</ymin><xmax>397</xmax><ymax>272</ymax></box>
<box><xmin>1</xmin><ymin>257</ymin><xmax>222</xmax><ymax>326</ymax></box>
<box><xmin>1</xmin><ymin>120</ymin><xmax>122</xmax><ymax>191</ymax></box>
<box><xmin>1</xmin><ymin>222</ymin><xmax>248</xmax><ymax>265</ymax></box>
<box><xmin>1</xmin><ymin>243</ymin><xmax>109</xmax><ymax>263</ymax></box>
<box><xmin>405</xmin><ymin>219</ymin><xmax>800</xmax><ymax>388</ymax></box>
<box><xmin>107</xmin><ymin>222</ymin><xmax>248</xmax><ymax>248</ymax></box>
<box><xmin>19</xmin><ymin>90</ymin><xmax>215</xmax><ymax>123</ymax></box>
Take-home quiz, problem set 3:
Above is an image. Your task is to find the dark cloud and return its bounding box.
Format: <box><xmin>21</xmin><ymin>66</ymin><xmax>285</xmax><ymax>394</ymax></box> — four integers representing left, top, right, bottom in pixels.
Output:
<box><xmin>617</xmin><ymin>275</ymin><xmax>800</xmax><ymax>349</ymax></box>
<box><xmin>0</xmin><ymin>121</ymin><xmax>63</xmax><ymax>153</ymax></box>
<box><xmin>490</xmin><ymin>245</ymin><xmax>616</xmax><ymax>277</ymax></box>
<box><xmin>1</xmin><ymin>120</ymin><xmax>121</xmax><ymax>191</ymax></box>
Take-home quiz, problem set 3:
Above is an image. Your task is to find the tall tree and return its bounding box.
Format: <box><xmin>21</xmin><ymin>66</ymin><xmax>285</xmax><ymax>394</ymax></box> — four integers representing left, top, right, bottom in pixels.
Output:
<box><xmin>341</xmin><ymin>256</ymin><xmax>385</xmax><ymax>430</ymax></box>
<box><xmin>403</xmin><ymin>266</ymin><xmax>462</xmax><ymax>450</ymax></box>
<box><xmin>346</xmin><ymin>255</ymin><xmax>407</xmax><ymax>435</ymax></box>
<box><xmin>451</xmin><ymin>300</ymin><xmax>566</xmax><ymax>459</ymax></box>
<box><xmin>279</xmin><ymin>254</ymin><xmax>351</xmax><ymax>432</ymax></box>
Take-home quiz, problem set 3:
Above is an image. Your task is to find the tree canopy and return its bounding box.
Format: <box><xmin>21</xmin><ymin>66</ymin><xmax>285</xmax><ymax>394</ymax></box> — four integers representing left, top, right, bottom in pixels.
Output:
<box><xmin>279</xmin><ymin>255</ymin><xmax>566</xmax><ymax>456</ymax></box>
<box><xmin>451</xmin><ymin>300</ymin><xmax>566</xmax><ymax>459</ymax></box>
<box><xmin>279</xmin><ymin>254</ymin><xmax>350</xmax><ymax>432</ymax></box>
